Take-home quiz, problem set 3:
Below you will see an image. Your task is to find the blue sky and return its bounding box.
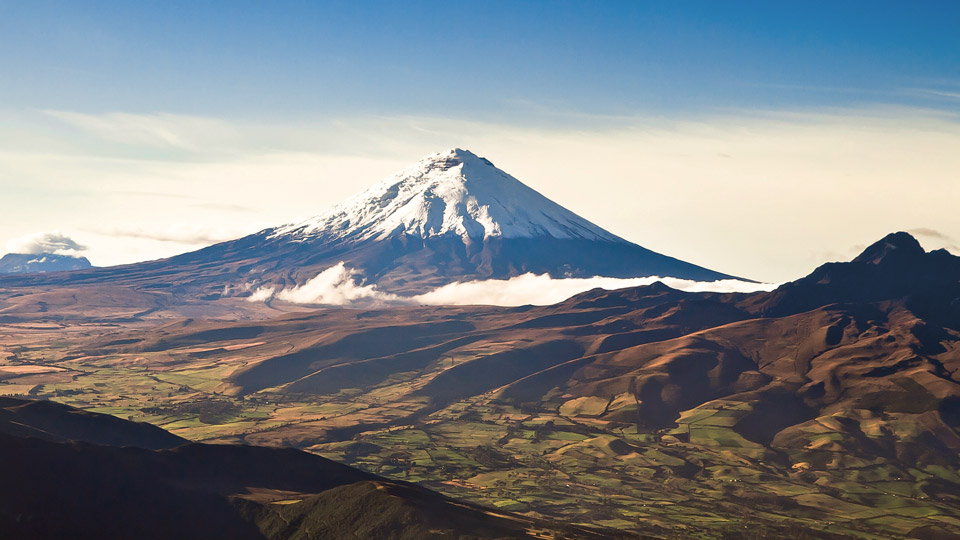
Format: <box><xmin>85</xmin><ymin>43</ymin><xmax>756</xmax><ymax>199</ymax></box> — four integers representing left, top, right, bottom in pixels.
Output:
<box><xmin>1</xmin><ymin>2</ymin><xmax>959</xmax><ymax>282</ymax></box>
<box><xmin>3</xmin><ymin>1</ymin><xmax>958</xmax><ymax>118</ymax></box>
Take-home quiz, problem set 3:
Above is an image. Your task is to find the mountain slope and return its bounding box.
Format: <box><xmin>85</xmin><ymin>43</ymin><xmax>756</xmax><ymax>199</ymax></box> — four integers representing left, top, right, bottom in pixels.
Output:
<box><xmin>0</xmin><ymin>149</ymin><xmax>738</xmax><ymax>298</ymax></box>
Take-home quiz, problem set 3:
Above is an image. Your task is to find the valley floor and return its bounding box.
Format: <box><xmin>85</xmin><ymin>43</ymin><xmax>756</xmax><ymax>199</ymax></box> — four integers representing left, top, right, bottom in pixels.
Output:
<box><xmin>2</xmin><ymin>313</ymin><xmax>957</xmax><ymax>540</ymax></box>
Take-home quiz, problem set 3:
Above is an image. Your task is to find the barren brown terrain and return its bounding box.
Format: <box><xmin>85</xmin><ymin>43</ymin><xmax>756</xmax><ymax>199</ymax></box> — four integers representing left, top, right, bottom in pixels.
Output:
<box><xmin>1</xmin><ymin>232</ymin><xmax>959</xmax><ymax>539</ymax></box>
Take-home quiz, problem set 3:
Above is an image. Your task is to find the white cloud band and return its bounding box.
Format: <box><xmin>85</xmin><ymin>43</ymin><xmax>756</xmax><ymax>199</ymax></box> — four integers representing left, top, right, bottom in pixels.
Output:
<box><xmin>252</xmin><ymin>262</ymin><xmax>778</xmax><ymax>307</ymax></box>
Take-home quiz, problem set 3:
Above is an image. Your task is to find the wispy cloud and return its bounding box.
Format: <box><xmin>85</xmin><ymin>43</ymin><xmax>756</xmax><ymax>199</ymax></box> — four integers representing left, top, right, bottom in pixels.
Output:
<box><xmin>908</xmin><ymin>227</ymin><xmax>952</xmax><ymax>241</ymax></box>
<box><xmin>909</xmin><ymin>88</ymin><xmax>960</xmax><ymax>101</ymax></box>
<box><xmin>246</xmin><ymin>286</ymin><xmax>276</xmax><ymax>303</ymax></box>
<box><xmin>908</xmin><ymin>227</ymin><xmax>960</xmax><ymax>252</ymax></box>
<box><xmin>93</xmin><ymin>224</ymin><xmax>253</xmax><ymax>245</ymax></box>
<box><xmin>43</xmin><ymin>110</ymin><xmax>241</xmax><ymax>153</ymax></box>
<box><xmin>273</xmin><ymin>262</ymin><xmax>401</xmax><ymax>305</ymax></box>
<box><xmin>112</xmin><ymin>190</ymin><xmax>195</xmax><ymax>200</ymax></box>
<box><xmin>190</xmin><ymin>202</ymin><xmax>254</xmax><ymax>212</ymax></box>
<box><xmin>5</xmin><ymin>231</ymin><xmax>86</xmax><ymax>256</ymax></box>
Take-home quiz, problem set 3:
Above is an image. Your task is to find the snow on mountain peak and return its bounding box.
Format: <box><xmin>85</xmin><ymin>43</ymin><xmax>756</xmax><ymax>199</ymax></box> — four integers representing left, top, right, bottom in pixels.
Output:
<box><xmin>272</xmin><ymin>149</ymin><xmax>626</xmax><ymax>244</ymax></box>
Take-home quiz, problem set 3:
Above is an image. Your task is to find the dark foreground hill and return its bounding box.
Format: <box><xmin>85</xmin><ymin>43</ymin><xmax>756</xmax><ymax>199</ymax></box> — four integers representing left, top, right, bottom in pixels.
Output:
<box><xmin>0</xmin><ymin>395</ymin><xmax>184</xmax><ymax>448</ymax></box>
<box><xmin>0</xmin><ymin>397</ymin><xmax>631</xmax><ymax>540</ymax></box>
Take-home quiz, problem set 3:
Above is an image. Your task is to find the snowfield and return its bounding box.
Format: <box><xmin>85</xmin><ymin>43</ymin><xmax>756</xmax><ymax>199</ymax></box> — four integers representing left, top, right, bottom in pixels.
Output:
<box><xmin>270</xmin><ymin>148</ymin><xmax>626</xmax><ymax>244</ymax></box>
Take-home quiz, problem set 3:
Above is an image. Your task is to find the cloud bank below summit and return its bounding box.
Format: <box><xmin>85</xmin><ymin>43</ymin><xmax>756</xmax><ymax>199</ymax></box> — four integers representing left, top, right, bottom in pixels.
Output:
<box><xmin>414</xmin><ymin>273</ymin><xmax>778</xmax><ymax>306</ymax></box>
<box><xmin>250</xmin><ymin>262</ymin><xmax>778</xmax><ymax>307</ymax></box>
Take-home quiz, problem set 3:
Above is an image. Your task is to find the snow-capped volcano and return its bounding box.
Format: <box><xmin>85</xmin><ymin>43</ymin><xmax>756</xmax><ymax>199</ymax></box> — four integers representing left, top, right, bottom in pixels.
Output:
<box><xmin>0</xmin><ymin>149</ymin><xmax>741</xmax><ymax>296</ymax></box>
<box><xmin>272</xmin><ymin>148</ymin><xmax>624</xmax><ymax>244</ymax></box>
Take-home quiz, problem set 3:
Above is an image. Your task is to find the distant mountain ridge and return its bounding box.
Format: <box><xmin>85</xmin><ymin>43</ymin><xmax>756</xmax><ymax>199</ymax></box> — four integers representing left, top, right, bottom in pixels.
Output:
<box><xmin>0</xmin><ymin>252</ymin><xmax>92</xmax><ymax>274</ymax></box>
<box><xmin>747</xmin><ymin>231</ymin><xmax>960</xmax><ymax>318</ymax></box>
